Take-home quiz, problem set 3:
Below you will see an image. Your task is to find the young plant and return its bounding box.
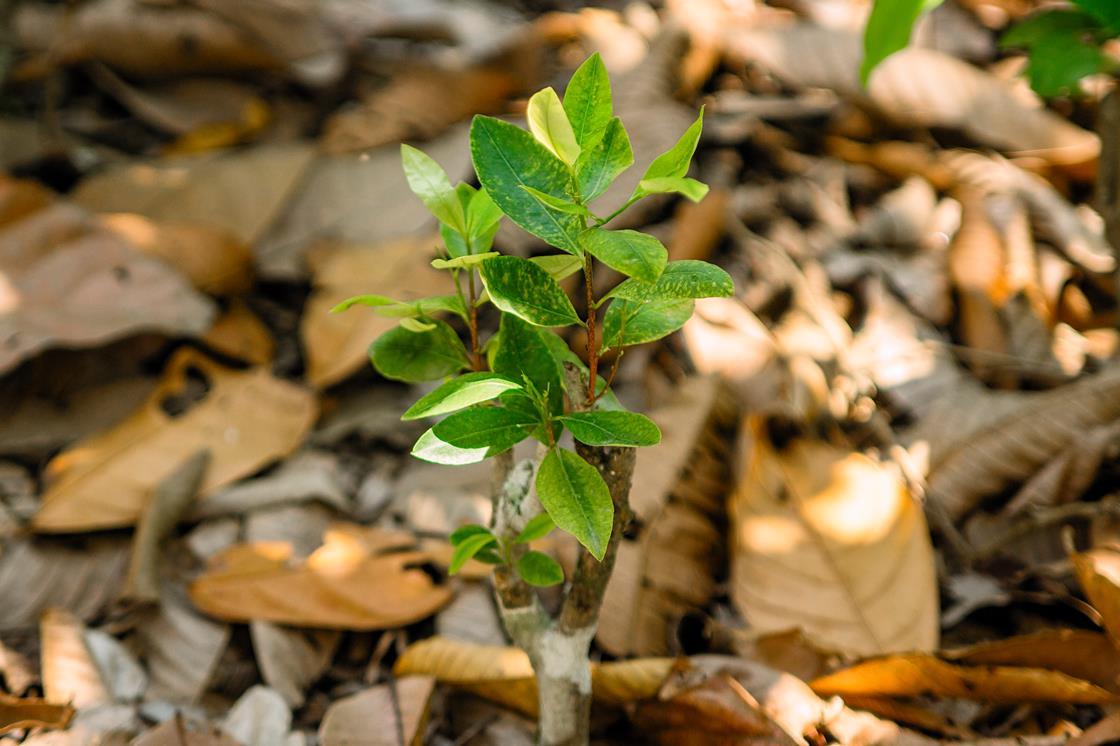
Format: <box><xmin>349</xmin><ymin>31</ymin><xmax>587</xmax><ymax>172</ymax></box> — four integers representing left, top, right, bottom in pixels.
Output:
<box><xmin>334</xmin><ymin>54</ymin><xmax>732</xmax><ymax>746</ymax></box>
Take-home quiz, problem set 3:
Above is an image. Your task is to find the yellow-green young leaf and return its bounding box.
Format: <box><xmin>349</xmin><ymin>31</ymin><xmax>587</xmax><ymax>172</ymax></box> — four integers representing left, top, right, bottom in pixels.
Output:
<box><xmin>563</xmin><ymin>53</ymin><xmax>612</xmax><ymax>149</ymax></box>
<box><xmin>450</xmin><ymin>524</ymin><xmax>493</xmax><ymax>546</ymax></box>
<box><xmin>529</xmin><ymin>254</ymin><xmax>584</xmax><ymax>281</ymax></box>
<box><xmin>403</xmin><ymin>373</ymin><xmax>524</xmax><ymax>421</ymax></box>
<box><xmin>600</xmin><ymin>298</ymin><xmax>694</xmax><ymax>351</ymax></box>
<box><xmin>634</xmin><ymin>109</ymin><xmax>704</xmax><ymax>193</ymax></box>
<box><xmin>400</xmin><ymin>318</ymin><xmax>436</xmax><ymax>332</ymax></box>
<box><xmin>515</xmin><ymin>513</ymin><xmax>556</xmax><ymax>544</ymax></box>
<box><xmin>861</xmin><ymin>0</ymin><xmax>943</xmax><ymax>84</ymax></box>
<box><xmin>334</xmin><ymin>294</ymin><xmax>467</xmax><ymax>322</ymax></box>
<box><xmin>450</xmin><ymin>533</ymin><xmax>497</xmax><ymax>574</ymax></box>
<box><xmin>576</xmin><ymin>117</ymin><xmax>632</xmax><ymax>202</ymax></box>
<box><xmin>432</xmin><ymin>407</ymin><xmax>538</xmax><ymax>456</ymax></box>
<box><xmin>608</xmin><ymin>260</ymin><xmax>733</xmax><ymax>303</ymax></box>
<box><xmin>431</xmin><ymin>252</ymin><xmax>499</xmax><ymax>270</ymax></box>
<box><xmin>583</xmin><ymin>228</ymin><xmax>666</xmax><ymax>284</ymax></box>
<box><xmin>401</xmin><ymin>144</ymin><xmax>467</xmax><ymax>234</ymax></box>
<box><xmin>516</xmin><ymin>551</ymin><xmax>564</xmax><ymax>587</ymax></box>
<box><xmin>558</xmin><ymin>411</ymin><xmax>661</xmax><ymax>447</ymax></box>
<box><xmin>536</xmin><ymin>447</ymin><xmax>613</xmax><ymax>560</ymax></box>
<box><xmin>370</xmin><ymin>319</ymin><xmax>469</xmax><ymax>382</ymax></box>
<box><xmin>527</xmin><ymin>87</ymin><xmax>581</xmax><ymax>165</ymax></box>
<box><xmin>637</xmin><ymin>176</ymin><xmax>709</xmax><ymax>203</ymax></box>
<box><xmin>331</xmin><ymin>294</ymin><xmax>395</xmax><ymax>313</ymax></box>
<box><xmin>479</xmin><ymin>256</ymin><xmax>581</xmax><ymax>327</ymax></box>
<box><xmin>412</xmin><ymin>428</ymin><xmax>489</xmax><ymax>465</ymax></box>
<box><xmin>520</xmin><ymin>185</ymin><xmax>587</xmax><ymax>215</ymax></box>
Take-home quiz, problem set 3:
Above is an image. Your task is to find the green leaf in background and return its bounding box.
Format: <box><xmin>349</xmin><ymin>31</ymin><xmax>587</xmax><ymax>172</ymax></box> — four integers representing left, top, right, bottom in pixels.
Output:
<box><xmin>516</xmin><ymin>551</ymin><xmax>564</xmax><ymax>586</ymax></box>
<box><xmin>576</xmin><ymin>117</ymin><xmax>633</xmax><ymax>203</ymax></box>
<box><xmin>480</xmin><ymin>256</ymin><xmax>581</xmax><ymax>327</ymax></box>
<box><xmin>515</xmin><ymin>513</ymin><xmax>556</xmax><ymax>544</ymax></box>
<box><xmin>637</xmin><ymin>176</ymin><xmax>709</xmax><ymax>203</ymax></box>
<box><xmin>402</xmin><ymin>372</ymin><xmax>523</xmax><ymax>421</ymax></box>
<box><xmin>558</xmin><ymin>411</ymin><xmax>661</xmax><ymax>447</ymax></box>
<box><xmin>633</xmin><ymin>109</ymin><xmax>704</xmax><ymax>193</ymax></box>
<box><xmin>401</xmin><ymin>144</ymin><xmax>467</xmax><ymax>234</ymax></box>
<box><xmin>450</xmin><ymin>532</ymin><xmax>497</xmax><ymax>574</ymax></box>
<box><xmin>432</xmin><ymin>406</ymin><xmax>538</xmax><ymax>455</ymax></box>
<box><xmin>536</xmin><ymin>447</ymin><xmax>613</xmax><ymax>560</ymax></box>
<box><xmin>530</xmin><ymin>254</ymin><xmax>585</xmax><ymax>281</ymax></box>
<box><xmin>601</xmin><ymin>298</ymin><xmax>694</xmax><ymax>351</ymax></box>
<box><xmin>583</xmin><ymin>228</ymin><xmax>666</xmax><ymax>283</ymax></box>
<box><xmin>370</xmin><ymin>319</ymin><xmax>469</xmax><ymax>382</ymax></box>
<box><xmin>493</xmin><ymin>314</ymin><xmax>566</xmax><ymax>414</ymax></box>
<box><xmin>608</xmin><ymin>260</ymin><xmax>733</xmax><ymax>302</ymax></box>
<box><xmin>470</xmin><ymin>116</ymin><xmax>584</xmax><ymax>252</ymax></box>
<box><xmin>520</xmin><ymin>185</ymin><xmax>588</xmax><ymax>215</ymax></box>
<box><xmin>411</xmin><ymin>427</ymin><xmax>489</xmax><ymax>465</ymax></box>
<box><xmin>563</xmin><ymin>53</ymin><xmax>612</xmax><ymax>150</ymax></box>
<box><xmin>1001</xmin><ymin>10</ymin><xmax>1112</xmax><ymax>97</ymax></box>
<box><xmin>860</xmin><ymin>0</ymin><xmax>944</xmax><ymax>85</ymax></box>
<box><xmin>527</xmin><ymin>87</ymin><xmax>582</xmax><ymax>165</ymax></box>
<box><xmin>1073</xmin><ymin>0</ymin><xmax>1120</xmax><ymax>32</ymax></box>
<box><xmin>450</xmin><ymin>524</ymin><xmax>494</xmax><ymax>546</ymax></box>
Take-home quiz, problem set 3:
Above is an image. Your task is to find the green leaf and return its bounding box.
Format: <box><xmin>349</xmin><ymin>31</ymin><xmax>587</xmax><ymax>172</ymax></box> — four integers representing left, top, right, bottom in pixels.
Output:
<box><xmin>411</xmin><ymin>427</ymin><xmax>489</xmax><ymax>465</ymax></box>
<box><xmin>583</xmin><ymin>227</ymin><xmax>666</xmax><ymax>283</ymax></box>
<box><xmin>563</xmin><ymin>53</ymin><xmax>612</xmax><ymax>150</ymax></box>
<box><xmin>450</xmin><ymin>524</ymin><xmax>493</xmax><ymax>546</ymax></box>
<box><xmin>401</xmin><ymin>144</ymin><xmax>467</xmax><ymax>234</ymax></box>
<box><xmin>608</xmin><ymin>260</ymin><xmax>733</xmax><ymax>302</ymax></box>
<box><xmin>515</xmin><ymin>513</ymin><xmax>556</xmax><ymax>543</ymax></box>
<box><xmin>493</xmin><ymin>314</ymin><xmax>566</xmax><ymax>415</ymax></box>
<box><xmin>469</xmin><ymin>187</ymin><xmax>504</xmax><ymax>234</ymax></box>
<box><xmin>576</xmin><ymin>117</ymin><xmax>632</xmax><ymax>202</ymax></box>
<box><xmin>370</xmin><ymin>319</ymin><xmax>469</xmax><ymax>382</ymax></box>
<box><xmin>475</xmin><ymin>549</ymin><xmax>503</xmax><ymax>564</ymax></box>
<box><xmin>601</xmin><ymin>298</ymin><xmax>694</xmax><ymax>351</ymax></box>
<box><xmin>480</xmin><ymin>256</ymin><xmax>581</xmax><ymax>327</ymax></box>
<box><xmin>333</xmin><ymin>294</ymin><xmax>467</xmax><ymax>322</ymax></box>
<box><xmin>637</xmin><ymin>176</ymin><xmax>709</xmax><ymax>203</ymax></box>
<box><xmin>860</xmin><ymin>0</ymin><xmax>943</xmax><ymax>85</ymax></box>
<box><xmin>450</xmin><ymin>532</ymin><xmax>497</xmax><ymax>574</ymax></box>
<box><xmin>558</xmin><ymin>411</ymin><xmax>661</xmax><ymax>447</ymax></box>
<box><xmin>431</xmin><ymin>252</ymin><xmax>500</xmax><ymax>270</ymax></box>
<box><xmin>634</xmin><ymin>109</ymin><xmax>704</xmax><ymax>193</ymax></box>
<box><xmin>403</xmin><ymin>373</ymin><xmax>524</xmax><ymax>421</ymax></box>
<box><xmin>470</xmin><ymin>116</ymin><xmax>583</xmax><ymax>253</ymax></box>
<box><xmin>530</xmin><ymin>254</ymin><xmax>585</xmax><ymax>281</ymax></box>
<box><xmin>432</xmin><ymin>406</ymin><xmax>538</xmax><ymax>456</ymax></box>
<box><xmin>527</xmin><ymin>87</ymin><xmax>581</xmax><ymax>165</ymax></box>
<box><xmin>331</xmin><ymin>294</ymin><xmax>395</xmax><ymax>313</ymax></box>
<box><xmin>400</xmin><ymin>317</ymin><xmax>435</xmax><ymax>332</ymax></box>
<box><xmin>516</xmin><ymin>551</ymin><xmax>564</xmax><ymax>587</ymax></box>
<box><xmin>520</xmin><ymin>185</ymin><xmax>588</xmax><ymax>215</ymax></box>
<box><xmin>536</xmin><ymin>447</ymin><xmax>613</xmax><ymax>560</ymax></box>
<box><xmin>1001</xmin><ymin>10</ymin><xmax>1112</xmax><ymax>97</ymax></box>
<box><xmin>1073</xmin><ymin>0</ymin><xmax>1120</xmax><ymax>32</ymax></box>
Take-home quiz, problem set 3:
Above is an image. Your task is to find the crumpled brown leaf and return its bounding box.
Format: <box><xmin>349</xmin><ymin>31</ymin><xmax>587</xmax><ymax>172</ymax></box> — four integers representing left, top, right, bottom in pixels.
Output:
<box><xmin>1073</xmin><ymin>546</ymin><xmax>1120</xmax><ymax>646</ymax></box>
<box><xmin>318</xmin><ymin>676</ymin><xmax>434</xmax><ymax>746</ymax></box>
<box><xmin>945</xmin><ymin>629</ymin><xmax>1120</xmax><ymax>693</ymax></box>
<box><xmin>0</xmin><ymin>692</ymin><xmax>74</xmax><ymax>736</ymax></box>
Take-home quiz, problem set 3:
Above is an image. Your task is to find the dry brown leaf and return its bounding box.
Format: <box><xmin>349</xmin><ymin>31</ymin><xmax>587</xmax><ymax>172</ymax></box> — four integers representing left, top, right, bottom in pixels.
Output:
<box><xmin>0</xmin><ymin>693</ymin><xmax>74</xmax><ymax>736</ymax></box>
<box><xmin>201</xmin><ymin>301</ymin><xmax>275</xmax><ymax>366</ymax></box>
<box><xmin>810</xmin><ymin>654</ymin><xmax>1118</xmax><ymax>703</ymax></box>
<box><xmin>250</xmin><ymin>622</ymin><xmax>339</xmax><ymax>708</ymax></box>
<box><xmin>1073</xmin><ymin>546</ymin><xmax>1120</xmax><ymax>646</ymax></box>
<box><xmin>301</xmin><ymin>236</ymin><xmax>454</xmax><ymax>388</ymax></box>
<box><xmin>318</xmin><ymin>676</ymin><xmax>434</xmax><ymax>746</ymax></box>
<box><xmin>32</xmin><ymin>348</ymin><xmax>318</xmax><ymax>533</ymax></box>
<box><xmin>136</xmin><ymin>587</ymin><xmax>229</xmax><ymax>704</ymax></box>
<box><xmin>598</xmin><ymin>377</ymin><xmax>737</xmax><ymax>657</ymax></box>
<box><xmin>393</xmin><ymin>636</ymin><xmax>673</xmax><ymax>717</ymax></box>
<box><xmin>189</xmin><ymin>524</ymin><xmax>452</xmax><ymax>629</ymax></box>
<box><xmin>854</xmin><ymin>177</ymin><xmax>938</xmax><ymax>247</ymax></box>
<box><xmin>945</xmin><ymin>629</ymin><xmax>1120</xmax><ymax>693</ymax></box>
<box><xmin>40</xmin><ymin>609</ymin><xmax>110</xmax><ymax>709</ymax></box>
<box><xmin>667</xmin><ymin>188</ymin><xmax>729</xmax><ymax>263</ymax></box>
<box><xmin>681</xmin><ymin>298</ymin><xmax>781</xmax><ymax>411</ymax></box>
<box><xmin>132</xmin><ymin>717</ymin><xmax>242</xmax><ymax>746</ymax></box>
<box><xmin>0</xmin><ymin>174</ymin><xmax>54</xmax><ymax>227</ymax></box>
<box><xmin>826</xmin><ymin>137</ymin><xmax>956</xmax><ymax>191</ymax></box>
<box><xmin>731</xmin><ymin>418</ymin><xmax>939</xmax><ymax>657</ymax></box>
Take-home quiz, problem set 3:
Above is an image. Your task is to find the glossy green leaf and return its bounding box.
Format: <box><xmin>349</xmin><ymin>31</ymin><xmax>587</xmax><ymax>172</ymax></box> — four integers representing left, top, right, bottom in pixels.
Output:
<box><xmin>411</xmin><ymin>427</ymin><xmax>489</xmax><ymax>465</ymax></box>
<box><xmin>536</xmin><ymin>447</ymin><xmax>613</xmax><ymax>560</ymax></box>
<box><xmin>469</xmin><ymin>187</ymin><xmax>504</xmax><ymax>234</ymax></box>
<box><xmin>493</xmin><ymin>314</ymin><xmax>566</xmax><ymax>414</ymax></box>
<box><xmin>480</xmin><ymin>256</ymin><xmax>581</xmax><ymax>327</ymax></box>
<box><xmin>370</xmin><ymin>319</ymin><xmax>469</xmax><ymax>382</ymax></box>
<box><xmin>563</xmin><ymin>53</ymin><xmax>612</xmax><ymax>150</ymax></box>
<box><xmin>601</xmin><ymin>298</ymin><xmax>694</xmax><ymax>351</ymax></box>
<box><xmin>530</xmin><ymin>254</ymin><xmax>585</xmax><ymax>281</ymax></box>
<box><xmin>634</xmin><ymin>109</ymin><xmax>704</xmax><ymax>192</ymax></box>
<box><xmin>558</xmin><ymin>411</ymin><xmax>661</xmax><ymax>447</ymax></box>
<box><xmin>470</xmin><ymin>116</ymin><xmax>583</xmax><ymax>252</ymax></box>
<box><xmin>637</xmin><ymin>176</ymin><xmax>709</xmax><ymax>203</ymax></box>
<box><xmin>450</xmin><ymin>533</ymin><xmax>497</xmax><ymax>574</ymax></box>
<box><xmin>516</xmin><ymin>551</ymin><xmax>564</xmax><ymax>587</ymax></box>
<box><xmin>1001</xmin><ymin>10</ymin><xmax>1112</xmax><ymax>97</ymax></box>
<box><xmin>527</xmin><ymin>87</ymin><xmax>581</xmax><ymax>165</ymax></box>
<box><xmin>576</xmin><ymin>117</ymin><xmax>632</xmax><ymax>202</ymax></box>
<box><xmin>520</xmin><ymin>185</ymin><xmax>588</xmax><ymax>215</ymax></box>
<box><xmin>401</xmin><ymin>144</ymin><xmax>467</xmax><ymax>234</ymax></box>
<box><xmin>515</xmin><ymin>513</ymin><xmax>556</xmax><ymax>544</ymax></box>
<box><xmin>450</xmin><ymin>524</ymin><xmax>494</xmax><ymax>546</ymax></box>
<box><xmin>399</xmin><ymin>317</ymin><xmax>435</xmax><ymax>332</ymax></box>
<box><xmin>431</xmin><ymin>252</ymin><xmax>499</xmax><ymax>270</ymax></box>
<box><xmin>330</xmin><ymin>294</ymin><xmax>395</xmax><ymax>313</ymax></box>
<box><xmin>583</xmin><ymin>227</ymin><xmax>666</xmax><ymax>283</ymax></box>
<box><xmin>608</xmin><ymin>260</ymin><xmax>733</xmax><ymax>302</ymax></box>
<box><xmin>860</xmin><ymin>0</ymin><xmax>943</xmax><ymax>84</ymax></box>
<box><xmin>432</xmin><ymin>406</ymin><xmax>538</xmax><ymax>456</ymax></box>
<box><xmin>402</xmin><ymin>373</ymin><xmax>523</xmax><ymax>421</ymax></box>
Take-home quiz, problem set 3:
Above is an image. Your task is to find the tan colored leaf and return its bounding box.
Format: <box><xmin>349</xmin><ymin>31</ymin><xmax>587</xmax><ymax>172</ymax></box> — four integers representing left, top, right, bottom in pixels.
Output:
<box><xmin>731</xmin><ymin>418</ymin><xmax>939</xmax><ymax>656</ymax></box>
<box><xmin>133</xmin><ymin>717</ymin><xmax>242</xmax><ymax>746</ymax></box>
<box><xmin>318</xmin><ymin>676</ymin><xmax>434</xmax><ymax>746</ymax></box>
<box><xmin>945</xmin><ymin>629</ymin><xmax>1120</xmax><ymax>693</ymax></box>
<box><xmin>136</xmin><ymin>586</ymin><xmax>229</xmax><ymax>704</ymax></box>
<box><xmin>32</xmin><ymin>348</ymin><xmax>318</xmax><ymax>533</ymax></box>
<box><xmin>301</xmin><ymin>236</ymin><xmax>453</xmax><ymax>388</ymax></box>
<box><xmin>40</xmin><ymin>609</ymin><xmax>110</xmax><ymax>709</ymax></box>
<box><xmin>189</xmin><ymin>524</ymin><xmax>453</xmax><ymax>629</ymax></box>
<box><xmin>393</xmin><ymin>636</ymin><xmax>672</xmax><ymax>716</ymax></box>
<box><xmin>250</xmin><ymin>622</ymin><xmax>339</xmax><ymax>708</ymax></box>
<box><xmin>201</xmin><ymin>300</ymin><xmax>276</xmax><ymax>366</ymax></box>
<box><xmin>810</xmin><ymin>654</ymin><xmax>1117</xmax><ymax>703</ymax></box>
<box><xmin>1073</xmin><ymin>546</ymin><xmax>1120</xmax><ymax>647</ymax></box>
<box><xmin>0</xmin><ymin>693</ymin><xmax>74</xmax><ymax>736</ymax></box>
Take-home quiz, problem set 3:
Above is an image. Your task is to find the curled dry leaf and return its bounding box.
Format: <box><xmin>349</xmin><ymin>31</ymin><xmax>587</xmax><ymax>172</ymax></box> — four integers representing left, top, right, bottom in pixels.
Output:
<box><xmin>189</xmin><ymin>524</ymin><xmax>452</xmax><ymax>629</ymax></box>
<box><xmin>731</xmin><ymin>418</ymin><xmax>939</xmax><ymax>657</ymax></box>
<box><xmin>1072</xmin><ymin>546</ymin><xmax>1120</xmax><ymax>646</ymax></box>
<box><xmin>945</xmin><ymin>629</ymin><xmax>1120</xmax><ymax>693</ymax></box>
<box><xmin>0</xmin><ymin>693</ymin><xmax>74</xmax><ymax>736</ymax></box>
<box><xmin>32</xmin><ymin>348</ymin><xmax>318</xmax><ymax>533</ymax></box>
<box><xmin>393</xmin><ymin>636</ymin><xmax>673</xmax><ymax>717</ymax></box>
<box><xmin>318</xmin><ymin>676</ymin><xmax>434</xmax><ymax>746</ymax></box>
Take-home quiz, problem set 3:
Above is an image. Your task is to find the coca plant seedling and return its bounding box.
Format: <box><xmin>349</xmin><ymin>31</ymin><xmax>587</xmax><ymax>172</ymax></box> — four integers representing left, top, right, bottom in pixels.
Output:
<box><xmin>334</xmin><ymin>54</ymin><xmax>732</xmax><ymax>745</ymax></box>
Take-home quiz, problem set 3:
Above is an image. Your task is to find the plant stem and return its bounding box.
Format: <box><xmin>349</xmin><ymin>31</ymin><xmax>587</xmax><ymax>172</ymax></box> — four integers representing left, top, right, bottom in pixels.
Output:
<box><xmin>583</xmin><ymin>255</ymin><xmax>598</xmax><ymax>407</ymax></box>
<box><xmin>594</xmin><ymin>195</ymin><xmax>641</xmax><ymax>227</ymax></box>
<box><xmin>467</xmin><ymin>270</ymin><xmax>483</xmax><ymax>371</ymax></box>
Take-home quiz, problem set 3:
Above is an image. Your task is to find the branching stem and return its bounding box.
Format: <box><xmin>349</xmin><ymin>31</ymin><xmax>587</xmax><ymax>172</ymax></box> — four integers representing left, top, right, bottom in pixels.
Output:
<box><xmin>583</xmin><ymin>256</ymin><xmax>598</xmax><ymax>407</ymax></box>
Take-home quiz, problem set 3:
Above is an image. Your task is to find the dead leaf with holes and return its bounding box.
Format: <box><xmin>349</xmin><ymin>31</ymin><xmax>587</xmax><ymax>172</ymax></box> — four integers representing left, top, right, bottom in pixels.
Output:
<box><xmin>31</xmin><ymin>348</ymin><xmax>317</xmax><ymax>533</ymax></box>
<box><xmin>0</xmin><ymin>693</ymin><xmax>74</xmax><ymax>736</ymax></box>
<box><xmin>189</xmin><ymin>524</ymin><xmax>452</xmax><ymax>629</ymax></box>
<box><xmin>731</xmin><ymin>417</ymin><xmax>939</xmax><ymax>656</ymax></box>
<box><xmin>393</xmin><ymin>636</ymin><xmax>673</xmax><ymax>717</ymax></box>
